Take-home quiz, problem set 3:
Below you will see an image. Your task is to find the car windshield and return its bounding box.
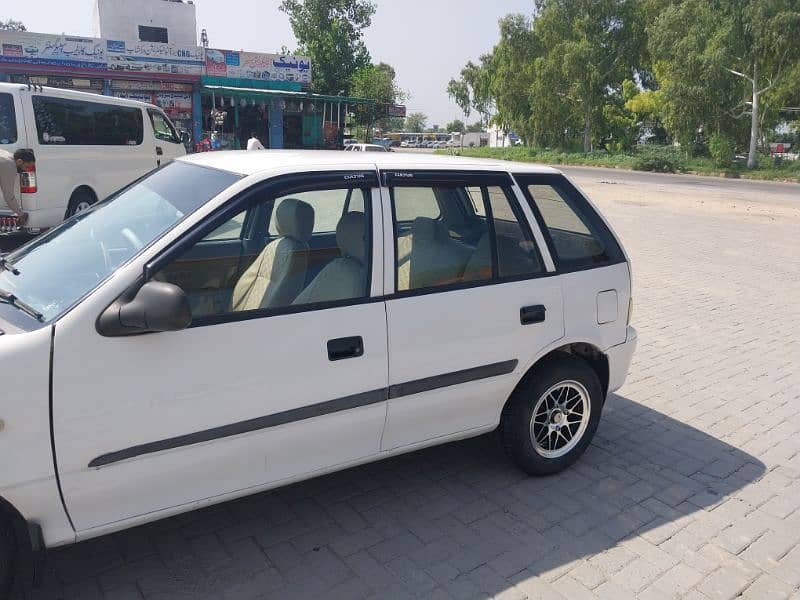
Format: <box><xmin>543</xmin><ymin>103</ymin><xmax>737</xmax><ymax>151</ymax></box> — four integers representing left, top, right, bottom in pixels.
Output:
<box><xmin>0</xmin><ymin>161</ymin><xmax>239</xmax><ymax>323</ymax></box>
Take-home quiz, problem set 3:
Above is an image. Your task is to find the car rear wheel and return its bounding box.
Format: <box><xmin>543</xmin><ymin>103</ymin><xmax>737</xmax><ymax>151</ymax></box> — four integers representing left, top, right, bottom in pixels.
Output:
<box><xmin>0</xmin><ymin>516</ymin><xmax>16</xmax><ymax>599</ymax></box>
<box><xmin>66</xmin><ymin>189</ymin><xmax>97</xmax><ymax>218</ymax></box>
<box><xmin>501</xmin><ymin>356</ymin><xmax>603</xmax><ymax>476</ymax></box>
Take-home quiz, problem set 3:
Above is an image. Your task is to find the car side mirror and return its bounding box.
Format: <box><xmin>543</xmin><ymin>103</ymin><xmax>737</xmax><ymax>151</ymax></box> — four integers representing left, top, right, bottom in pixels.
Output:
<box><xmin>97</xmin><ymin>281</ymin><xmax>192</xmax><ymax>337</ymax></box>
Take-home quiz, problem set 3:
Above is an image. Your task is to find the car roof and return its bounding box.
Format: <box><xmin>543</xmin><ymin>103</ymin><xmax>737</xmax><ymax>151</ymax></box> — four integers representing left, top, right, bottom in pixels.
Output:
<box><xmin>179</xmin><ymin>149</ymin><xmax>562</xmax><ymax>177</ymax></box>
<box><xmin>0</xmin><ymin>81</ymin><xmax>161</xmax><ymax>111</ymax></box>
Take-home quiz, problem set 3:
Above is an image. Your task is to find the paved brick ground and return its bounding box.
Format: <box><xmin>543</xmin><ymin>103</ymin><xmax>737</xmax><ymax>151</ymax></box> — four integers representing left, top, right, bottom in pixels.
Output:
<box><xmin>13</xmin><ymin>171</ymin><xmax>800</xmax><ymax>599</ymax></box>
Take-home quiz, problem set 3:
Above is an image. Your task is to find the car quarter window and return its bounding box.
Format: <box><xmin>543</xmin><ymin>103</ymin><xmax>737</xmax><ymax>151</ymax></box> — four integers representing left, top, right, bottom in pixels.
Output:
<box><xmin>517</xmin><ymin>175</ymin><xmax>624</xmax><ymax>270</ymax></box>
<box><xmin>155</xmin><ymin>185</ymin><xmax>373</xmax><ymax>322</ymax></box>
<box><xmin>392</xmin><ymin>183</ymin><xmax>543</xmax><ymax>292</ymax></box>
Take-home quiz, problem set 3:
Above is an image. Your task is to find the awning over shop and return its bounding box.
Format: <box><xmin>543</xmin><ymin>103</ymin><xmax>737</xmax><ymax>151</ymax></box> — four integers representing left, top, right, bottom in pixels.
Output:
<box><xmin>200</xmin><ymin>84</ymin><xmax>374</xmax><ymax>106</ymax></box>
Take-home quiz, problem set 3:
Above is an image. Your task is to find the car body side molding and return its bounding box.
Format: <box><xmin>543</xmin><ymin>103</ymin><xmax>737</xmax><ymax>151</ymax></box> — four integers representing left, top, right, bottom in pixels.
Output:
<box><xmin>88</xmin><ymin>359</ymin><xmax>519</xmax><ymax>468</ymax></box>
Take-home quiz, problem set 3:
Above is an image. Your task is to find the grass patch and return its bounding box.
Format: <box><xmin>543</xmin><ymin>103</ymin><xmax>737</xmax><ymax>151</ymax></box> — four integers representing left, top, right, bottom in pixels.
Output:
<box><xmin>436</xmin><ymin>146</ymin><xmax>800</xmax><ymax>183</ymax></box>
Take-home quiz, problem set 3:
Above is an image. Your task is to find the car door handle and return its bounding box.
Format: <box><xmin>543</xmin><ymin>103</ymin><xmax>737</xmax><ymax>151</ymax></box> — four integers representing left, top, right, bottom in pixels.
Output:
<box><xmin>327</xmin><ymin>336</ymin><xmax>364</xmax><ymax>361</ymax></box>
<box><xmin>520</xmin><ymin>305</ymin><xmax>546</xmax><ymax>325</ymax></box>
<box><xmin>156</xmin><ymin>146</ymin><xmax>164</xmax><ymax>156</ymax></box>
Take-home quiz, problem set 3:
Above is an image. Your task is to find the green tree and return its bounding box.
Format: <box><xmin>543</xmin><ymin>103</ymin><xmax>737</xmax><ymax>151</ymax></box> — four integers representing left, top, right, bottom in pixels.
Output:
<box><xmin>445</xmin><ymin>119</ymin><xmax>465</xmax><ymax>133</ymax></box>
<box><xmin>724</xmin><ymin>1</ymin><xmax>800</xmax><ymax>168</ymax></box>
<box><xmin>446</xmin><ymin>54</ymin><xmax>494</xmax><ymax>127</ymax></box>
<box><xmin>279</xmin><ymin>0</ymin><xmax>376</xmax><ymax>95</ymax></box>
<box><xmin>465</xmin><ymin>122</ymin><xmax>483</xmax><ymax>133</ymax></box>
<box><xmin>405</xmin><ymin>112</ymin><xmax>427</xmax><ymax>132</ymax></box>
<box><xmin>600</xmin><ymin>79</ymin><xmax>640</xmax><ymax>151</ymax></box>
<box><xmin>0</xmin><ymin>19</ymin><xmax>26</xmax><ymax>31</ymax></box>
<box><xmin>349</xmin><ymin>62</ymin><xmax>404</xmax><ymax>140</ymax></box>
<box><xmin>649</xmin><ymin>0</ymin><xmax>800</xmax><ymax>165</ymax></box>
<box><xmin>487</xmin><ymin>14</ymin><xmax>540</xmax><ymax>145</ymax></box>
<box><xmin>530</xmin><ymin>0</ymin><xmax>645</xmax><ymax>152</ymax></box>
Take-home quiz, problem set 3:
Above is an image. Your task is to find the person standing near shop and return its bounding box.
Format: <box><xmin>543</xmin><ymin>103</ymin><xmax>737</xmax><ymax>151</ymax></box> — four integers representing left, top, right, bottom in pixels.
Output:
<box><xmin>0</xmin><ymin>148</ymin><xmax>35</xmax><ymax>226</ymax></box>
<box><xmin>247</xmin><ymin>132</ymin><xmax>265</xmax><ymax>150</ymax></box>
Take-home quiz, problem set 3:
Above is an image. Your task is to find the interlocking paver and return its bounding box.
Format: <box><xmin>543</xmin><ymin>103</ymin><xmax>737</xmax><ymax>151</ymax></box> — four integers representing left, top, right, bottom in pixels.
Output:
<box><xmin>10</xmin><ymin>169</ymin><xmax>800</xmax><ymax>599</ymax></box>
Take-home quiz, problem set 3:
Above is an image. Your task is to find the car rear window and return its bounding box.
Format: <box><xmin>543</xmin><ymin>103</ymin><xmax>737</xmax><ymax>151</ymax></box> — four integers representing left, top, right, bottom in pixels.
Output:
<box><xmin>33</xmin><ymin>95</ymin><xmax>144</xmax><ymax>146</ymax></box>
<box><xmin>0</xmin><ymin>93</ymin><xmax>18</xmax><ymax>145</ymax></box>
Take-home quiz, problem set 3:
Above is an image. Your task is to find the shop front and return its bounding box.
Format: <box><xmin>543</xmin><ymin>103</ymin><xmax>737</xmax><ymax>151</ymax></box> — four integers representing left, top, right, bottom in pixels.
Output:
<box><xmin>199</xmin><ymin>81</ymin><xmax>372</xmax><ymax>151</ymax></box>
<box><xmin>0</xmin><ymin>30</ymin><xmax>202</xmax><ymax>144</ymax></box>
<box><xmin>109</xmin><ymin>79</ymin><xmax>195</xmax><ymax>137</ymax></box>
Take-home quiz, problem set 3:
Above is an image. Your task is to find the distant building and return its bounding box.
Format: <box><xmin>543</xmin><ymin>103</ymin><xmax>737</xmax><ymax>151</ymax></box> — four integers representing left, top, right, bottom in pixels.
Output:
<box><xmin>93</xmin><ymin>0</ymin><xmax>198</xmax><ymax>46</ymax></box>
<box><xmin>1</xmin><ymin>1</ymin><xmax>371</xmax><ymax>150</ymax></box>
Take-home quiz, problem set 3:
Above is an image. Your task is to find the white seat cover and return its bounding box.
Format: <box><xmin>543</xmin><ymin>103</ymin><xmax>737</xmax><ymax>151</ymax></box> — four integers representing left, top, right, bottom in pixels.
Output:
<box><xmin>399</xmin><ymin>217</ymin><xmax>472</xmax><ymax>290</ymax></box>
<box><xmin>293</xmin><ymin>211</ymin><xmax>367</xmax><ymax>305</ymax></box>
<box><xmin>231</xmin><ymin>198</ymin><xmax>314</xmax><ymax>311</ymax></box>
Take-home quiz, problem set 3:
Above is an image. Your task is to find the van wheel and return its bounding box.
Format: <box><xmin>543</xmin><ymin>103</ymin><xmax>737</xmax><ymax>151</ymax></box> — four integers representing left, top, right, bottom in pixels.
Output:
<box><xmin>66</xmin><ymin>189</ymin><xmax>96</xmax><ymax>218</ymax></box>
<box><xmin>0</xmin><ymin>516</ymin><xmax>16</xmax><ymax>598</ymax></box>
<box><xmin>501</xmin><ymin>357</ymin><xmax>603</xmax><ymax>476</ymax></box>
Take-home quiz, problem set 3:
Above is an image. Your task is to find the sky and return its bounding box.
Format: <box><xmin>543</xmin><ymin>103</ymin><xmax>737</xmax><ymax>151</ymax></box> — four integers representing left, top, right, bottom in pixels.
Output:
<box><xmin>7</xmin><ymin>0</ymin><xmax>535</xmax><ymax>126</ymax></box>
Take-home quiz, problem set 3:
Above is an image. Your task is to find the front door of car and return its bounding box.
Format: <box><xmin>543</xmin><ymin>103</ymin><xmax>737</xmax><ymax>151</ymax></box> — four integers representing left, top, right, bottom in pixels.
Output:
<box><xmin>379</xmin><ymin>170</ymin><xmax>566</xmax><ymax>450</ymax></box>
<box><xmin>53</xmin><ymin>170</ymin><xmax>388</xmax><ymax>533</ymax></box>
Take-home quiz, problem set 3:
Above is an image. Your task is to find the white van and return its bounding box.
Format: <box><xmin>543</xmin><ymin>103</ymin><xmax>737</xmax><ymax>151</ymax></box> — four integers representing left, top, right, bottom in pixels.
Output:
<box><xmin>0</xmin><ymin>82</ymin><xmax>186</xmax><ymax>232</ymax></box>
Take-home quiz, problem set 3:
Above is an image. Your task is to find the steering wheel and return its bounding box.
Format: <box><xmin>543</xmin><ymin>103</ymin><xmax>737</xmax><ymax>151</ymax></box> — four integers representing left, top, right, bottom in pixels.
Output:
<box><xmin>121</xmin><ymin>227</ymin><xmax>144</xmax><ymax>250</ymax></box>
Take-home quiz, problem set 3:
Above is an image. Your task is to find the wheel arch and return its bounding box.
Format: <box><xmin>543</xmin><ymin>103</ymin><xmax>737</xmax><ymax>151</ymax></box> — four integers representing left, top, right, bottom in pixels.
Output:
<box><xmin>0</xmin><ymin>494</ymin><xmax>43</xmax><ymax>586</ymax></box>
<box><xmin>508</xmin><ymin>341</ymin><xmax>610</xmax><ymax>412</ymax></box>
<box><xmin>65</xmin><ymin>185</ymin><xmax>99</xmax><ymax>218</ymax></box>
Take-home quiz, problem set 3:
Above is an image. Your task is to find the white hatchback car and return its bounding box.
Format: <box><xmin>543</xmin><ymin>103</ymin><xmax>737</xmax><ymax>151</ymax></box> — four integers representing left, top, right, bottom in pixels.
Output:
<box><xmin>0</xmin><ymin>151</ymin><xmax>636</xmax><ymax>594</ymax></box>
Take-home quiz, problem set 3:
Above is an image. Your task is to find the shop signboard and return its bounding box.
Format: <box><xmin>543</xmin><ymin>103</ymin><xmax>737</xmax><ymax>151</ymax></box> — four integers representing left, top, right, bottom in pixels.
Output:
<box><xmin>155</xmin><ymin>92</ymin><xmax>193</xmax><ymax>111</ymax></box>
<box><xmin>205</xmin><ymin>48</ymin><xmax>311</xmax><ymax>84</ymax></box>
<box><xmin>9</xmin><ymin>73</ymin><xmax>104</xmax><ymax>92</ymax></box>
<box><xmin>106</xmin><ymin>39</ymin><xmax>204</xmax><ymax>76</ymax></box>
<box><xmin>0</xmin><ymin>31</ymin><xmax>106</xmax><ymax>70</ymax></box>
<box><xmin>386</xmin><ymin>104</ymin><xmax>407</xmax><ymax>118</ymax></box>
<box><xmin>111</xmin><ymin>80</ymin><xmax>193</xmax><ymax>92</ymax></box>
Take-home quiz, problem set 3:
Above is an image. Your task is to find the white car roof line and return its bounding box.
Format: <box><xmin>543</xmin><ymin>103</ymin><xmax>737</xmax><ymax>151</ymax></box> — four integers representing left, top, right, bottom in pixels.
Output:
<box><xmin>177</xmin><ymin>150</ymin><xmax>562</xmax><ymax>178</ymax></box>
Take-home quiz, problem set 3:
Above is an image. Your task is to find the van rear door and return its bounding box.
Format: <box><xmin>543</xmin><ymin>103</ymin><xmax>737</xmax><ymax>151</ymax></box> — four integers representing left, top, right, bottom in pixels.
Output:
<box><xmin>0</xmin><ymin>89</ymin><xmax>25</xmax><ymax>222</ymax></box>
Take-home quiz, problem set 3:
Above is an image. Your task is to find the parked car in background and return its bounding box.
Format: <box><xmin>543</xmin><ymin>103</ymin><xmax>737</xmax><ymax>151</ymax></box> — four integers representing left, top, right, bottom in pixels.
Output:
<box><xmin>0</xmin><ymin>83</ymin><xmax>185</xmax><ymax>233</ymax></box>
<box><xmin>0</xmin><ymin>150</ymin><xmax>635</xmax><ymax>595</ymax></box>
<box><xmin>344</xmin><ymin>143</ymin><xmax>390</xmax><ymax>152</ymax></box>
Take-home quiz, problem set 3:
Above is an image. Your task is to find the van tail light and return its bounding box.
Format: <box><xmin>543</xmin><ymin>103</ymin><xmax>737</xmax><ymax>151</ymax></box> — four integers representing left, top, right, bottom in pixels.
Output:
<box><xmin>20</xmin><ymin>164</ymin><xmax>37</xmax><ymax>194</ymax></box>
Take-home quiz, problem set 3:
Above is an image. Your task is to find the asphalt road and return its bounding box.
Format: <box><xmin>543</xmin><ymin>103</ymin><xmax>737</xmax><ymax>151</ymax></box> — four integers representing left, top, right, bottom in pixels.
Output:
<box><xmin>559</xmin><ymin>165</ymin><xmax>800</xmax><ymax>208</ymax></box>
<box><xmin>398</xmin><ymin>147</ymin><xmax>799</xmax><ymax>207</ymax></box>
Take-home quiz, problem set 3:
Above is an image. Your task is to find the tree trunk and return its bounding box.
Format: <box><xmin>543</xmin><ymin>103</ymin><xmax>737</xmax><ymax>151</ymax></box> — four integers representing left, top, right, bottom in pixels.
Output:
<box><xmin>747</xmin><ymin>62</ymin><xmax>759</xmax><ymax>169</ymax></box>
<box><xmin>583</xmin><ymin>104</ymin><xmax>592</xmax><ymax>153</ymax></box>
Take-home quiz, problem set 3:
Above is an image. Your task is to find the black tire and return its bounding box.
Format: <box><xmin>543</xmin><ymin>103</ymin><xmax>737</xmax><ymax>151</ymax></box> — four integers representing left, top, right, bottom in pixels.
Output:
<box><xmin>0</xmin><ymin>516</ymin><xmax>16</xmax><ymax>600</ymax></box>
<box><xmin>66</xmin><ymin>189</ymin><xmax>96</xmax><ymax>218</ymax></box>
<box><xmin>501</xmin><ymin>356</ymin><xmax>604</xmax><ymax>476</ymax></box>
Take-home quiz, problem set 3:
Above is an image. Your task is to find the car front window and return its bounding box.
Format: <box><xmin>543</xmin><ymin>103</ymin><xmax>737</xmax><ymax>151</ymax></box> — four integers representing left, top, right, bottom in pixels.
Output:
<box><xmin>0</xmin><ymin>162</ymin><xmax>239</xmax><ymax>323</ymax></box>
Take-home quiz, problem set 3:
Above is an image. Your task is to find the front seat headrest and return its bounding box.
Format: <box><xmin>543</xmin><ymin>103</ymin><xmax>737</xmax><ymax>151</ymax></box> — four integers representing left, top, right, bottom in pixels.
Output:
<box><xmin>275</xmin><ymin>198</ymin><xmax>314</xmax><ymax>242</ymax></box>
<box><xmin>337</xmin><ymin>211</ymin><xmax>367</xmax><ymax>263</ymax></box>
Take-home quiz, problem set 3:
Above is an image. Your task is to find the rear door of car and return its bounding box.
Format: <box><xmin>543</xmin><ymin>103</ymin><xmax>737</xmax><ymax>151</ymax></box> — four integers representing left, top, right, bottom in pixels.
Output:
<box><xmin>513</xmin><ymin>173</ymin><xmax>630</xmax><ymax>350</ymax></box>
<box><xmin>379</xmin><ymin>169</ymin><xmax>565</xmax><ymax>450</ymax></box>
